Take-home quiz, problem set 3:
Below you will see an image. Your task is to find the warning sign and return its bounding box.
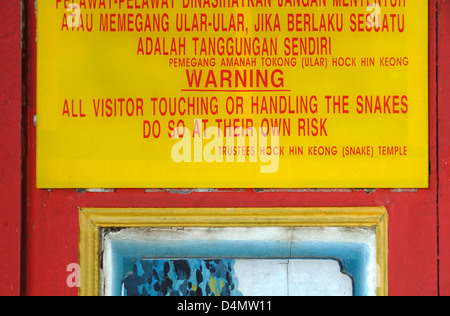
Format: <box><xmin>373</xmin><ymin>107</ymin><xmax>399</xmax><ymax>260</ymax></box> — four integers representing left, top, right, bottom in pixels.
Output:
<box><xmin>37</xmin><ymin>0</ymin><xmax>429</xmax><ymax>188</ymax></box>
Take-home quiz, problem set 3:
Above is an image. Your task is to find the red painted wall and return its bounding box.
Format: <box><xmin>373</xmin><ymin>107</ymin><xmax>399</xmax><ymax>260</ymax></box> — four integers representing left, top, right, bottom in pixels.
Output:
<box><xmin>0</xmin><ymin>0</ymin><xmax>445</xmax><ymax>296</ymax></box>
<box><xmin>438</xmin><ymin>0</ymin><xmax>450</xmax><ymax>296</ymax></box>
<box><xmin>0</xmin><ymin>1</ymin><xmax>23</xmax><ymax>296</ymax></box>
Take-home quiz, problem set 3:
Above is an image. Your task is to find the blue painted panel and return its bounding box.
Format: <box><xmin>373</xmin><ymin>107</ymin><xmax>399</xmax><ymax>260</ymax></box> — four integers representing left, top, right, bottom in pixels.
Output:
<box><xmin>107</xmin><ymin>238</ymin><xmax>371</xmax><ymax>296</ymax></box>
<box><xmin>122</xmin><ymin>259</ymin><xmax>242</xmax><ymax>296</ymax></box>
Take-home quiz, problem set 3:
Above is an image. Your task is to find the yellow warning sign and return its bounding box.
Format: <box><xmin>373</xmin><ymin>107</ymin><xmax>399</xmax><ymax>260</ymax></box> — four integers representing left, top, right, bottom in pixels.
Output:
<box><xmin>37</xmin><ymin>0</ymin><xmax>429</xmax><ymax>188</ymax></box>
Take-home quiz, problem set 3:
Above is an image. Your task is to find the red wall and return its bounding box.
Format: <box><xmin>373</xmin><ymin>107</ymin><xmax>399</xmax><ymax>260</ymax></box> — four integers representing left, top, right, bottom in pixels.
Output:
<box><xmin>0</xmin><ymin>1</ymin><xmax>23</xmax><ymax>296</ymax></box>
<box><xmin>438</xmin><ymin>0</ymin><xmax>450</xmax><ymax>296</ymax></box>
<box><xmin>0</xmin><ymin>0</ymin><xmax>447</xmax><ymax>296</ymax></box>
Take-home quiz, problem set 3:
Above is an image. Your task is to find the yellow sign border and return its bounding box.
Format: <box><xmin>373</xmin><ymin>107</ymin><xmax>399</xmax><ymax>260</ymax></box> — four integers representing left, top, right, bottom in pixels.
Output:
<box><xmin>79</xmin><ymin>207</ymin><xmax>388</xmax><ymax>296</ymax></box>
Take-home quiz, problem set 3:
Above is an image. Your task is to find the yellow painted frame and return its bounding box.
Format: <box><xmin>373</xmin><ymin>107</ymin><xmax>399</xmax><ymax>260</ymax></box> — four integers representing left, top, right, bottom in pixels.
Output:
<box><xmin>79</xmin><ymin>207</ymin><xmax>388</xmax><ymax>296</ymax></box>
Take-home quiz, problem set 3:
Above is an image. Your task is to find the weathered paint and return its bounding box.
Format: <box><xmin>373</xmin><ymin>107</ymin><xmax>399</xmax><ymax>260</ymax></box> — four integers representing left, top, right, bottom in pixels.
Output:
<box><xmin>104</xmin><ymin>227</ymin><xmax>376</xmax><ymax>296</ymax></box>
<box><xmin>122</xmin><ymin>259</ymin><xmax>242</xmax><ymax>297</ymax></box>
<box><xmin>0</xmin><ymin>0</ymin><xmax>23</xmax><ymax>296</ymax></box>
<box><xmin>121</xmin><ymin>259</ymin><xmax>354</xmax><ymax>297</ymax></box>
<box><xmin>438</xmin><ymin>0</ymin><xmax>450</xmax><ymax>296</ymax></box>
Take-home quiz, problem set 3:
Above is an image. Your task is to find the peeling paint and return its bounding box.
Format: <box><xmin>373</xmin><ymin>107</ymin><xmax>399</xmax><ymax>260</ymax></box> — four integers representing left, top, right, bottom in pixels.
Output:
<box><xmin>76</xmin><ymin>189</ymin><xmax>116</xmax><ymax>193</ymax></box>
<box><xmin>353</xmin><ymin>189</ymin><xmax>377</xmax><ymax>194</ymax></box>
<box><xmin>144</xmin><ymin>189</ymin><xmax>166</xmax><ymax>193</ymax></box>
<box><xmin>217</xmin><ymin>189</ymin><xmax>246</xmax><ymax>192</ymax></box>
<box><xmin>168</xmin><ymin>189</ymin><xmax>192</xmax><ymax>195</ymax></box>
<box><xmin>259</xmin><ymin>189</ymin><xmax>353</xmax><ymax>193</ymax></box>
<box><xmin>391</xmin><ymin>189</ymin><xmax>419</xmax><ymax>193</ymax></box>
<box><xmin>144</xmin><ymin>189</ymin><xmax>245</xmax><ymax>193</ymax></box>
<box><xmin>191</xmin><ymin>189</ymin><xmax>217</xmax><ymax>193</ymax></box>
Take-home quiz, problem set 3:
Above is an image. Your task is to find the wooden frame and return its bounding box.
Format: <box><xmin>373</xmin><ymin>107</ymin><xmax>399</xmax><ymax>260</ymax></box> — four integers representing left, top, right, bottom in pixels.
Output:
<box><xmin>79</xmin><ymin>207</ymin><xmax>388</xmax><ymax>296</ymax></box>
